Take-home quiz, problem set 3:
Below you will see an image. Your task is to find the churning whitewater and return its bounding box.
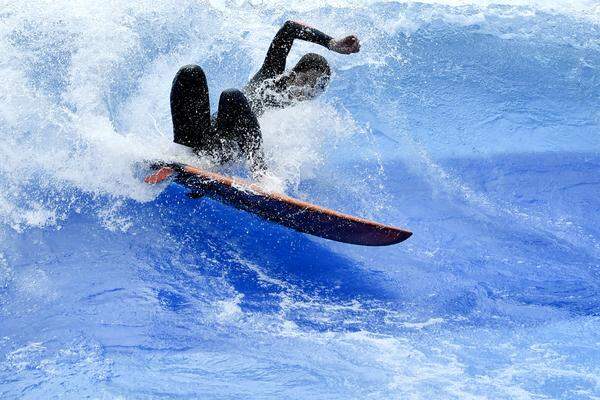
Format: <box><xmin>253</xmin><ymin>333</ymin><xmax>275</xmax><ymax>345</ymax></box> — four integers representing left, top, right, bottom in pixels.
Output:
<box><xmin>1</xmin><ymin>0</ymin><xmax>599</xmax><ymax>398</ymax></box>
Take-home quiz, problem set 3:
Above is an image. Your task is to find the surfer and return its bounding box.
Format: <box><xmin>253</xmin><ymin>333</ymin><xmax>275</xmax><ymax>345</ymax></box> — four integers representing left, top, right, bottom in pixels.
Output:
<box><xmin>170</xmin><ymin>20</ymin><xmax>360</xmax><ymax>176</ymax></box>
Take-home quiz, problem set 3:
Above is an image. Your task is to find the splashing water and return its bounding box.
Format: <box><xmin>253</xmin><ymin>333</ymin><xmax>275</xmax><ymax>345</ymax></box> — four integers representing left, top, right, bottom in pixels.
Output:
<box><xmin>1</xmin><ymin>0</ymin><xmax>599</xmax><ymax>398</ymax></box>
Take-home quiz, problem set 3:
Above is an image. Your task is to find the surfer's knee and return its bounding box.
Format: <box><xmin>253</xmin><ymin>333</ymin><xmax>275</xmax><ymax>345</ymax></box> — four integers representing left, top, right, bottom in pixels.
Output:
<box><xmin>173</xmin><ymin>64</ymin><xmax>207</xmax><ymax>87</ymax></box>
<box><xmin>218</xmin><ymin>88</ymin><xmax>251</xmax><ymax>111</ymax></box>
<box><xmin>171</xmin><ymin>64</ymin><xmax>211</xmax><ymax>149</ymax></box>
<box><xmin>216</xmin><ymin>89</ymin><xmax>261</xmax><ymax>156</ymax></box>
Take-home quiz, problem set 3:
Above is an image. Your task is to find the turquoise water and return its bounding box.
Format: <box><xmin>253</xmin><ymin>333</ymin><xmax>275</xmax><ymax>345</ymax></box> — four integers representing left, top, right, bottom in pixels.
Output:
<box><xmin>1</xmin><ymin>1</ymin><xmax>599</xmax><ymax>398</ymax></box>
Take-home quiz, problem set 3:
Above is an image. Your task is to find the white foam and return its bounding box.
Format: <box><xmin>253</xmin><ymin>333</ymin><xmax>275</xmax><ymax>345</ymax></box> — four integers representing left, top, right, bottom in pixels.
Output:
<box><xmin>1</xmin><ymin>0</ymin><xmax>597</xmax><ymax>232</ymax></box>
<box><xmin>0</xmin><ymin>252</ymin><xmax>12</xmax><ymax>289</ymax></box>
<box><xmin>14</xmin><ymin>266</ymin><xmax>57</xmax><ymax>301</ymax></box>
<box><xmin>216</xmin><ymin>293</ymin><xmax>244</xmax><ymax>322</ymax></box>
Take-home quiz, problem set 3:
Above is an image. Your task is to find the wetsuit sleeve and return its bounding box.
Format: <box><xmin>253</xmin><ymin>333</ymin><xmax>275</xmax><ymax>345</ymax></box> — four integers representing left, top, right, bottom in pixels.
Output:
<box><xmin>257</xmin><ymin>20</ymin><xmax>333</xmax><ymax>78</ymax></box>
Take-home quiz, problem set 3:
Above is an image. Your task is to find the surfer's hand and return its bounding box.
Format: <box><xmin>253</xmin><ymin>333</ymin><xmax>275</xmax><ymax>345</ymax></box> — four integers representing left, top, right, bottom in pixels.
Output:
<box><xmin>329</xmin><ymin>35</ymin><xmax>360</xmax><ymax>54</ymax></box>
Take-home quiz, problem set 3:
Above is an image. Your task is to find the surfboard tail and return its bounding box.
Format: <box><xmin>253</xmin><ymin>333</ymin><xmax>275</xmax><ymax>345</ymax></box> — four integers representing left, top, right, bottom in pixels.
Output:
<box><xmin>144</xmin><ymin>166</ymin><xmax>174</xmax><ymax>184</ymax></box>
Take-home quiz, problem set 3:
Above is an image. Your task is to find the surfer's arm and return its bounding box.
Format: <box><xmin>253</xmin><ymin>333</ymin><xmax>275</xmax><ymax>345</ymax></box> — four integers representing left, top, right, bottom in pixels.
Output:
<box><xmin>257</xmin><ymin>21</ymin><xmax>334</xmax><ymax>78</ymax></box>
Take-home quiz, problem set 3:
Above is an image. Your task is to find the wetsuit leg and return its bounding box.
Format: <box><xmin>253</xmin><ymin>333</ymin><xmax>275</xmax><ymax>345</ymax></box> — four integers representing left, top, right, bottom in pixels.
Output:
<box><xmin>170</xmin><ymin>64</ymin><xmax>212</xmax><ymax>150</ymax></box>
<box><xmin>215</xmin><ymin>89</ymin><xmax>266</xmax><ymax>171</ymax></box>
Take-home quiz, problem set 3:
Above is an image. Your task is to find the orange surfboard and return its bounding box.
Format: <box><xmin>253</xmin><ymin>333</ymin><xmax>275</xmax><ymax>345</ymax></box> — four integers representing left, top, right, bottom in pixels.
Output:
<box><xmin>144</xmin><ymin>163</ymin><xmax>412</xmax><ymax>246</ymax></box>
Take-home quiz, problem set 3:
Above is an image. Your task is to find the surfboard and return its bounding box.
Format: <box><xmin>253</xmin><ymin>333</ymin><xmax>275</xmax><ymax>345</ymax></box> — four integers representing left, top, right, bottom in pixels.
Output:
<box><xmin>144</xmin><ymin>163</ymin><xmax>412</xmax><ymax>246</ymax></box>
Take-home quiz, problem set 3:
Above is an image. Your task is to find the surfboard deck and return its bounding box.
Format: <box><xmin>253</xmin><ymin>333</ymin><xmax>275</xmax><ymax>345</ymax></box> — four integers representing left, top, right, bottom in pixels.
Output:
<box><xmin>144</xmin><ymin>163</ymin><xmax>412</xmax><ymax>246</ymax></box>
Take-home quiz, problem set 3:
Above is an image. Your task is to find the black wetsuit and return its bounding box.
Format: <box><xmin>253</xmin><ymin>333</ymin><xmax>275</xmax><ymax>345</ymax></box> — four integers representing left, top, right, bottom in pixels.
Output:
<box><xmin>170</xmin><ymin>21</ymin><xmax>333</xmax><ymax>170</ymax></box>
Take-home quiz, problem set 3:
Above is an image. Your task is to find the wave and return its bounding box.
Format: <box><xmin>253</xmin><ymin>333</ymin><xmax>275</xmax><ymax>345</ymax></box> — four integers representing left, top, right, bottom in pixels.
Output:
<box><xmin>1</xmin><ymin>1</ymin><xmax>599</xmax><ymax>398</ymax></box>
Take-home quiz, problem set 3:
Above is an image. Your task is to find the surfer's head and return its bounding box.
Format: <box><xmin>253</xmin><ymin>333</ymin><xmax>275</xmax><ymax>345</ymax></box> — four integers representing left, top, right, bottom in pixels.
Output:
<box><xmin>286</xmin><ymin>53</ymin><xmax>331</xmax><ymax>101</ymax></box>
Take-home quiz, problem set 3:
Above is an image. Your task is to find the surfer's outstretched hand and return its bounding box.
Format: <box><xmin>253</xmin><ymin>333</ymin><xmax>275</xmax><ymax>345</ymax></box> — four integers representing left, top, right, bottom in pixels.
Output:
<box><xmin>329</xmin><ymin>35</ymin><xmax>361</xmax><ymax>54</ymax></box>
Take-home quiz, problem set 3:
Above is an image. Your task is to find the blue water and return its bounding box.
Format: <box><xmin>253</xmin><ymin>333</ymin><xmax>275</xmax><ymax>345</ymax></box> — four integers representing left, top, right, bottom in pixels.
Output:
<box><xmin>1</xmin><ymin>1</ymin><xmax>599</xmax><ymax>398</ymax></box>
